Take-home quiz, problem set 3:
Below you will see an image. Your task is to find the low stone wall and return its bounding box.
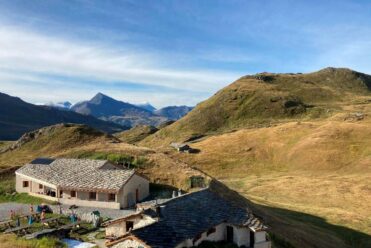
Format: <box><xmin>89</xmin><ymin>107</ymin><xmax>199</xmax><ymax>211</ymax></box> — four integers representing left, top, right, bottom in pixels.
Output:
<box><xmin>59</xmin><ymin>198</ymin><xmax>120</xmax><ymax>210</ymax></box>
<box><xmin>0</xmin><ymin>166</ymin><xmax>20</xmax><ymax>177</ymax></box>
<box><xmin>49</xmin><ymin>205</ymin><xmax>135</xmax><ymax>223</ymax></box>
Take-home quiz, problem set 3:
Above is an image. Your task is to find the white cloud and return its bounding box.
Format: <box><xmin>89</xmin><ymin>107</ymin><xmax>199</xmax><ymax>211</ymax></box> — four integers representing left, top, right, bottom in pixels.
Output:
<box><xmin>0</xmin><ymin>25</ymin><xmax>241</xmax><ymax>97</ymax></box>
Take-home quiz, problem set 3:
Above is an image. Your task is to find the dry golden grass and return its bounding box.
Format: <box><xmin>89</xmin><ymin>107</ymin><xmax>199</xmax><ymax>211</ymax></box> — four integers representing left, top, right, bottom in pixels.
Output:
<box><xmin>172</xmin><ymin>111</ymin><xmax>371</xmax><ymax>247</ymax></box>
<box><xmin>115</xmin><ymin>125</ymin><xmax>158</xmax><ymax>144</ymax></box>
<box><xmin>141</xmin><ymin>68</ymin><xmax>371</xmax><ymax>147</ymax></box>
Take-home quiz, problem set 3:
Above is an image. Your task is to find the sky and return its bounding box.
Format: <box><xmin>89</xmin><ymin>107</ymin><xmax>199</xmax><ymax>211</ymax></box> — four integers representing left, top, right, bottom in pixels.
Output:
<box><xmin>0</xmin><ymin>0</ymin><xmax>370</xmax><ymax>108</ymax></box>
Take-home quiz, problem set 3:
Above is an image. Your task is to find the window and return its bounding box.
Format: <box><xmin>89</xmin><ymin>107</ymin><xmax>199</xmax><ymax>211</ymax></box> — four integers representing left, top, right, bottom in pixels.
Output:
<box><xmin>126</xmin><ymin>221</ymin><xmax>134</xmax><ymax>232</ymax></box>
<box><xmin>207</xmin><ymin>227</ymin><xmax>216</xmax><ymax>236</ymax></box>
<box><xmin>89</xmin><ymin>192</ymin><xmax>96</xmax><ymax>200</ymax></box>
<box><xmin>22</xmin><ymin>181</ymin><xmax>29</xmax><ymax>188</ymax></box>
<box><xmin>71</xmin><ymin>191</ymin><xmax>76</xmax><ymax>198</ymax></box>
<box><xmin>39</xmin><ymin>184</ymin><xmax>43</xmax><ymax>189</ymax></box>
<box><xmin>108</xmin><ymin>193</ymin><xmax>115</xmax><ymax>202</ymax></box>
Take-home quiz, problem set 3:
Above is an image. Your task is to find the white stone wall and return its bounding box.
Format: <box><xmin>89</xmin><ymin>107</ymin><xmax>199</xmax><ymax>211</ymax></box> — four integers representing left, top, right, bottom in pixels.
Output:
<box><xmin>233</xmin><ymin>226</ymin><xmax>250</xmax><ymax>247</ymax></box>
<box><xmin>106</xmin><ymin>215</ymin><xmax>156</xmax><ymax>237</ymax></box>
<box><xmin>118</xmin><ymin>174</ymin><xmax>149</xmax><ymax>208</ymax></box>
<box><xmin>176</xmin><ymin>223</ymin><xmax>227</xmax><ymax>247</ymax></box>
<box><xmin>111</xmin><ymin>238</ymin><xmax>146</xmax><ymax>248</ymax></box>
<box><xmin>77</xmin><ymin>191</ymin><xmax>90</xmax><ymax>201</ymax></box>
<box><xmin>15</xmin><ymin>174</ymin><xmax>30</xmax><ymax>193</ymax></box>
<box><xmin>106</xmin><ymin>222</ymin><xmax>127</xmax><ymax>237</ymax></box>
<box><xmin>30</xmin><ymin>181</ymin><xmax>43</xmax><ymax>194</ymax></box>
<box><xmin>58</xmin><ymin>197</ymin><xmax>120</xmax><ymax>209</ymax></box>
<box><xmin>61</xmin><ymin>190</ymin><xmax>72</xmax><ymax>199</ymax></box>
<box><xmin>255</xmin><ymin>231</ymin><xmax>266</xmax><ymax>243</ymax></box>
<box><xmin>254</xmin><ymin>241</ymin><xmax>271</xmax><ymax>248</ymax></box>
<box><xmin>175</xmin><ymin>223</ymin><xmax>254</xmax><ymax>248</ymax></box>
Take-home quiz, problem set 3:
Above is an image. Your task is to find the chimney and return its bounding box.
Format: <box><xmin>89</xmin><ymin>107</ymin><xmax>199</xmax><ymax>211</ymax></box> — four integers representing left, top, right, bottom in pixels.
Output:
<box><xmin>178</xmin><ymin>189</ymin><xmax>182</xmax><ymax>196</ymax></box>
<box><xmin>156</xmin><ymin>205</ymin><xmax>165</xmax><ymax>218</ymax></box>
<box><xmin>172</xmin><ymin>191</ymin><xmax>177</xmax><ymax>198</ymax></box>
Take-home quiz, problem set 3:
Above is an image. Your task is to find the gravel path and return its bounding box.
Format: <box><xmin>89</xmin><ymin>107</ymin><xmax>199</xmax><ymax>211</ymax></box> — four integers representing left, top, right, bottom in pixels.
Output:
<box><xmin>0</xmin><ymin>202</ymin><xmax>135</xmax><ymax>221</ymax></box>
<box><xmin>0</xmin><ymin>203</ymin><xmax>37</xmax><ymax>221</ymax></box>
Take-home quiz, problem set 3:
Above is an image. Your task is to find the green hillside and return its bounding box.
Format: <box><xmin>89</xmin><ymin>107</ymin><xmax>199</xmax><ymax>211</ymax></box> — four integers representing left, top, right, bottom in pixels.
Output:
<box><xmin>141</xmin><ymin>68</ymin><xmax>371</xmax><ymax>147</ymax></box>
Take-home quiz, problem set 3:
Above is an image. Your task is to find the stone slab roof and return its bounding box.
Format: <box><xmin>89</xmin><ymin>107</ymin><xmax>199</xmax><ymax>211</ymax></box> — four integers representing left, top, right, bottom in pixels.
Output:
<box><xmin>131</xmin><ymin>188</ymin><xmax>266</xmax><ymax>248</ymax></box>
<box><xmin>16</xmin><ymin>158</ymin><xmax>135</xmax><ymax>192</ymax></box>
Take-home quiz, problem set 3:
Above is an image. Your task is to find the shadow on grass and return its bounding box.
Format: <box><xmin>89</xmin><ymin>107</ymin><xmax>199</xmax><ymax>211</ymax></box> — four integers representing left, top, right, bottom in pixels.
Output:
<box><xmin>209</xmin><ymin>180</ymin><xmax>371</xmax><ymax>248</ymax></box>
<box><xmin>148</xmin><ymin>183</ymin><xmax>178</xmax><ymax>200</ymax></box>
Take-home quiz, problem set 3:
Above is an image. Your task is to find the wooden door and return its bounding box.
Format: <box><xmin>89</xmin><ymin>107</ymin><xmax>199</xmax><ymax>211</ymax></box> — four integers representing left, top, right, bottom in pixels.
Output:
<box><xmin>250</xmin><ymin>231</ymin><xmax>255</xmax><ymax>247</ymax></box>
<box><xmin>135</xmin><ymin>188</ymin><xmax>139</xmax><ymax>202</ymax></box>
<box><xmin>226</xmin><ymin>226</ymin><xmax>234</xmax><ymax>242</ymax></box>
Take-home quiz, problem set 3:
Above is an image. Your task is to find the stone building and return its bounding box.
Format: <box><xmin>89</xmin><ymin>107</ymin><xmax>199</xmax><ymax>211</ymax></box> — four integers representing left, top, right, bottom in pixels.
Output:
<box><xmin>105</xmin><ymin>188</ymin><xmax>271</xmax><ymax>248</ymax></box>
<box><xmin>15</xmin><ymin>158</ymin><xmax>149</xmax><ymax>209</ymax></box>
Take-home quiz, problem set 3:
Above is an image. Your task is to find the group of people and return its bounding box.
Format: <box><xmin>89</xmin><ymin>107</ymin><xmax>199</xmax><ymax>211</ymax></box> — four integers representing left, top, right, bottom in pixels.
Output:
<box><xmin>9</xmin><ymin>204</ymin><xmax>48</xmax><ymax>227</ymax></box>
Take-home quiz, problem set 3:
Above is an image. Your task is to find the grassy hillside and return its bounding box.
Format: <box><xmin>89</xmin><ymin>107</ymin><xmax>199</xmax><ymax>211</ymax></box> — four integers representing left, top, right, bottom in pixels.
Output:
<box><xmin>0</xmin><ymin>123</ymin><xmax>119</xmax><ymax>167</ymax></box>
<box><xmin>172</xmin><ymin>110</ymin><xmax>371</xmax><ymax>247</ymax></box>
<box><xmin>115</xmin><ymin>125</ymin><xmax>158</xmax><ymax>144</ymax></box>
<box><xmin>141</xmin><ymin>68</ymin><xmax>371</xmax><ymax>147</ymax></box>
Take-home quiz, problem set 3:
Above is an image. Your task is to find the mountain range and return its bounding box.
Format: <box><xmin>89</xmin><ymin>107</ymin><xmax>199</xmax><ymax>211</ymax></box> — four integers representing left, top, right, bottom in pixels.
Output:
<box><xmin>0</xmin><ymin>92</ymin><xmax>126</xmax><ymax>140</ymax></box>
<box><xmin>44</xmin><ymin>93</ymin><xmax>193</xmax><ymax>127</ymax></box>
<box><xmin>69</xmin><ymin>93</ymin><xmax>193</xmax><ymax>127</ymax></box>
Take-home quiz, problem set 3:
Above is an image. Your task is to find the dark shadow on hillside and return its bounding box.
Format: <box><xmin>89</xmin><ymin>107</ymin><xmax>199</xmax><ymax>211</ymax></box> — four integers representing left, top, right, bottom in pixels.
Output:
<box><xmin>148</xmin><ymin>183</ymin><xmax>178</xmax><ymax>200</ymax></box>
<box><xmin>209</xmin><ymin>180</ymin><xmax>371</xmax><ymax>248</ymax></box>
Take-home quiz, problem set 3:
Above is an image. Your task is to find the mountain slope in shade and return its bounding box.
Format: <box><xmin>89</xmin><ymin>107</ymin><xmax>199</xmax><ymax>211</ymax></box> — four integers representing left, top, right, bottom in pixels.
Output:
<box><xmin>154</xmin><ymin>106</ymin><xmax>193</xmax><ymax>120</ymax></box>
<box><xmin>0</xmin><ymin>92</ymin><xmax>126</xmax><ymax>140</ymax></box>
<box><xmin>71</xmin><ymin>93</ymin><xmax>167</xmax><ymax>127</ymax></box>
<box><xmin>141</xmin><ymin>67</ymin><xmax>371</xmax><ymax>147</ymax></box>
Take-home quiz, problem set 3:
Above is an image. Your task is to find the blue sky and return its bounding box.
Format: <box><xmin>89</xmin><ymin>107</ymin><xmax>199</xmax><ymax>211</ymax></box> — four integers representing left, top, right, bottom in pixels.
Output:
<box><xmin>0</xmin><ymin>0</ymin><xmax>370</xmax><ymax>107</ymax></box>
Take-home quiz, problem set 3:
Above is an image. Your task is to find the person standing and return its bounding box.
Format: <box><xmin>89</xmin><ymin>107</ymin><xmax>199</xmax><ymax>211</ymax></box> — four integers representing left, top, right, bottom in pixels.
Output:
<box><xmin>28</xmin><ymin>215</ymin><xmax>33</xmax><ymax>225</ymax></box>
<box><xmin>15</xmin><ymin>216</ymin><xmax>20</xmax><ymax>227</ymax></box>
<box><xmin>10</xmin><ymin>210</ymin><xmax>15</xmax><ymax>220</ymax></box>
<box><xmin>40</xmin><ymin>210</ymin><xmax>46</xmax><ymax>222</ymax></box>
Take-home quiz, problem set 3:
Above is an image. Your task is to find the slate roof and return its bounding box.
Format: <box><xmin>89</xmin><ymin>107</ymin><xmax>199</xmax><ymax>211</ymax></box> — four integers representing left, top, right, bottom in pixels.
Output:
<box><xmin>16</xmin><ymin>158</ymin><xmax>135</xmax><ymax>192</ymax></box>
<box><xmin>131</xmin><ymin>188</ymin><xmax>266</xmax><ymax>248</ymax></box>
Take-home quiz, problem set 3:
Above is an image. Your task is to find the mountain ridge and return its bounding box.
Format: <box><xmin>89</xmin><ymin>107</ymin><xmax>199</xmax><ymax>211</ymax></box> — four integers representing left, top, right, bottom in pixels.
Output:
<box><xmin>0</xmin><ymin>92</ymin><xmax>126</xmax><ymax>140</ymax></box>
<box><xmin>71</xmin><ymin>93</ymin><xmax>192</xmax><ymax>127</ymax></box>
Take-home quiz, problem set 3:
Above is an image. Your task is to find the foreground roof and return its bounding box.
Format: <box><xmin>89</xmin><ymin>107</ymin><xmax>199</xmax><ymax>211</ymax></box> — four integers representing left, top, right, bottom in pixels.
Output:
<box><xmin>16</xmin><ymin>158</ymin><xmax>135</xmax><ymax>192</ymax></box>
<box><xmin>131</xmin><ymin>188</ymin><xmax>266</xmax><ymax>248</ymax></box>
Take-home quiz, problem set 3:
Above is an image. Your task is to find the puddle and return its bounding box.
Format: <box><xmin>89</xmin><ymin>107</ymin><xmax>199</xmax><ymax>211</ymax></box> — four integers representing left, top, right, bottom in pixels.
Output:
<box><xmin>62</xmin><ymin>238</ymin><xmax>96</xmax><ymax>248</ymax></box>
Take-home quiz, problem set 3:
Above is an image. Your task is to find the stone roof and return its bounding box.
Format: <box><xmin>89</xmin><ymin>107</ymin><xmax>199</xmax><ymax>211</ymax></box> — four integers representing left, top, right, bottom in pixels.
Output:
<box><xmin>131</xmin><ymin>188</ymin><xmax>266</xmax><ymax>248</ymax></box>
<box><xmin>16</xmin><ymin>158</ymin><xmax>135</xmax><ymax>192</ymax></box>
